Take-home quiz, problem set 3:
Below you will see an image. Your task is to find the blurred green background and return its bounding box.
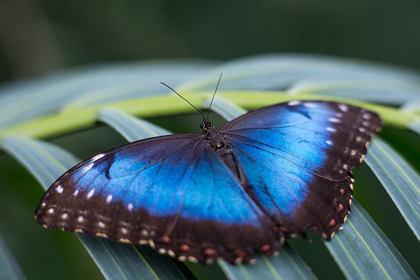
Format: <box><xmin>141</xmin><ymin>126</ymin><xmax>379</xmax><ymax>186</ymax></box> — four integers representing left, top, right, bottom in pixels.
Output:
<box><xmin>1</xmin><ymin>1</ymin><xmax>420</xmax><ymax>279</ymax></box>
<box><xmin>2</xmin><ymin>0</ymin><xmax>420</xmax><ymax>82</ymax></box>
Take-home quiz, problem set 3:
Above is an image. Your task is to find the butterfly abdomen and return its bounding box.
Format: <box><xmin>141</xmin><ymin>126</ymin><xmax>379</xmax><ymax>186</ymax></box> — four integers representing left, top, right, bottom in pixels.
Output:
<box><xmin>217</xmin><ymin>148</ymin><xmax>242</xmax><ymax>180</ymax></box>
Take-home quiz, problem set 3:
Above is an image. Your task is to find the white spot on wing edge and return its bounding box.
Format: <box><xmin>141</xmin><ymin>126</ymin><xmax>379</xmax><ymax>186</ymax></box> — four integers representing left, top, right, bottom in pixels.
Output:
<box><xmin>92</xmin><ymin>153</ymin><xmax>105</xmax><ymax>161</ymax></box>
<box><xmin>106</xmin><ymin>195</ymin><xmax>113</xmax><ymax>204</ymax></box>
<box><xmin>303</xmin><ymin>102</ymin><xmax>317</xmax><ymax>108</ymax></box>
<box><xmin>288</xmin><ymin>100</ymin><xmax>301</xmax><ymax>106</ymax></box>
<box><xmin>78</xmin><ymin>216</ymin><xmax>84</xmax><ymax>222</ymax></box>
<box><xmin>326</xmin><ymin>140</ymin><xmax>333</xmax><ymax>145</ymax></box>
<box><xmin>56</xmin><ymin>185</ymin><xmax>64</xmax><ymax>193</ymax></box>
<box><xmin>87</xmin><ymin>189</ymin><xmax>95</xmax><ymax>199</ymax></box>
<box><xmin>338</xmin><ymin>104</ymin><xmax>349</xmax><ymax>112</ymax></box>
<box><xmin>128</xmin><ymin>203</ymin><xmax>133</xmax><ymax>211</ymax></box>
<box><xmin>328</xmin><ymin>117</ymin><xmax>341</xmax><ymax>123</ymax></box>
<box><xmin>81</xmin><ymin>163</ymin><xmax>94</xmax><ymax>174</ymax></box>
<box><xmin>363</xmin><ymin>113</ymin><xmax>371</xmax><ymax>120</ymax></box>
<box><xmin>41</xmin><ymin>202</ymin><xmax>46</xmax><ymax>207</ymax></box>
<box><xmin>73</xmin><ymin>190</ymin><xmax>79</xmax><ymax>196</ymax></box>
<box><xmin>167</xmin><ymin>250</ymin><xmax>176</xmax><ymax>257</ymax></box>
<box><xmin>326</xmin><ymin>127</ymin><xmax>336</xmax><ymax>132</ymax></box>
<box><xmin>48</xmin><ymin>208</ymin><xmax>54</xmax><ymax>214</ymax></box>
<box><xmin>62</xmin><ymin>213</ymin><xmax>68</xmax><ymax>219</ymax></box>
<box><xmin>99</xmin><ymin>221</ymin><xmax>105</xmax><ymax>228</ymax></box>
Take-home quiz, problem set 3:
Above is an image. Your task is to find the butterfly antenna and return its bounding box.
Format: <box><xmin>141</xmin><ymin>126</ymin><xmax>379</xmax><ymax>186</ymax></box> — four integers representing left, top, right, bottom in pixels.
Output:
<box><xmin>160</xmin><ymin>82</ymin><xmax>207</xmax><ymax>120</ymax></box>
<box><xmin>206</xmin><ymin>73</ymin><xmax>223</xmax><ymax>120</ymax></box>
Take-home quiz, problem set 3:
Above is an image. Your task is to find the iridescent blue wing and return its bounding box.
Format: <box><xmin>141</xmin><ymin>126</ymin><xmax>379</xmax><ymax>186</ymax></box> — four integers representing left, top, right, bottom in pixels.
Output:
<box><xmin>35</xmin><ymin>134</ymin><xmax>278</xmax><ymax>264</ymax></box>
<box><xmin>221</xmin><ymin>101</ymin><xmax>382</xmax><ymax>239</ymax></box>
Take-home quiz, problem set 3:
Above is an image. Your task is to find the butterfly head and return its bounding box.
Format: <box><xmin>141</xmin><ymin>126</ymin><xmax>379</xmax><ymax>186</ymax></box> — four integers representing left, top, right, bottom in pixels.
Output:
<box><xmin>200</xmin><ymin>120</ymin><xmax>214</xmax><ymax>132</ymax></box>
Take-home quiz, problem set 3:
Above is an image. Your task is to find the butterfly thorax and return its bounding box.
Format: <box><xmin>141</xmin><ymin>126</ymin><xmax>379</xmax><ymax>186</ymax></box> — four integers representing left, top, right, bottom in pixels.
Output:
<box><xmin>203</xmin><ymin>126</ymin><xmax>244</xmax><ymax>181</ymax></box>
<box><xmin>204</xmin><ymin>127</ymin><xmax>227</xmax><ymax>150</ymax></box>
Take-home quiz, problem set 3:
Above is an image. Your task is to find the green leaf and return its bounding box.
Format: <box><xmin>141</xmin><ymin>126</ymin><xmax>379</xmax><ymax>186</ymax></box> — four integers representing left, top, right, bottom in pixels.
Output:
<box><xmin>1</xmin><ymin>54</ymin><xmax>420</xmax><ymax>136</ymax></box>
<box><xmin>287</xmin><ymin>80</ymin><xmax>420</xmax><ymax>105</ymax></box>
<box><xmin>179</xmin><ymin>54</ymin><xmax>420</xmax><ymax>105</ymax></box>
<box><xmin>0</xmin><ymin>236</ymin><xmax>26</xmax><ymax>280</ymax></box>
<box><xmin>62</xmin><ymin>61</ymin><xmax>215</xmax><ymax>112</ymax></box>
<box><xmin>401</xmin><ymin>101</ymin><xmax>420</xmax><ymax>114</ymax></box>
<box><xmin>0</xmin><ymin>62</ymin><xmax>214</xmax><ymax>130</ymax></box>
<box><xmin>0</xmin><ymin>135</ymin><xmax>195</xmax><ymax>280</ymax></box>
<box><xmin>325</xmin><ymin>200</ymin><xmax>417</xmax><ymax>280</ymax></box>
<box><xmin>2</xmin><ymin>90</ymin><xmax>418</xmax><ymax>142</ymax></box>
<box><xmin>407</xmin><ymin>120</ymin><xmax>420</xmax><ymax>135</ymax></box>
<box><xmin>78</xmin><ymin>236</ymin><xmax>196</xmax><ymax>280</ymax></box>
<box><xmin>218</xmin><ymin>244</ymin><xmax>317</xmax><ymax>280</ymax></box>
<box><xmin>364</xmin><ymin>137</ymin><xmax>420</xmax><ymax>240</ymax></box>
<box><xmin>98</xmin><ymin>108</ymin><xmax>170</xmax><ymax>141</ymax></box>
<box><xmin>201</xmin><ymin>98</ymin><xmax>247</xmax><ymax>122</ymax></box>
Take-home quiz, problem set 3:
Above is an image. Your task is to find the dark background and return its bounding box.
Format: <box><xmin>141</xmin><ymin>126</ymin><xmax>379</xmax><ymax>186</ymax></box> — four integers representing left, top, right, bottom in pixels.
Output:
<box><xmin>1</xmin><ymin>1</ymin><xmax>420</xmax><ymax>279</ymax></box>
<box><xmin>1</xmin><ymin>0</ymin><xmax>420</xmax><ymax>83</ymax></box>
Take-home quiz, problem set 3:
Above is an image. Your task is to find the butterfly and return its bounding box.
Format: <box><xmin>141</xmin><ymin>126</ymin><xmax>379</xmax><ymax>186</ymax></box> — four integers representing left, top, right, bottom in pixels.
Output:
<box><xmin>35</xmin><ymin>97</ymin><xmax>382</xmax><ymax>265</ymax></box>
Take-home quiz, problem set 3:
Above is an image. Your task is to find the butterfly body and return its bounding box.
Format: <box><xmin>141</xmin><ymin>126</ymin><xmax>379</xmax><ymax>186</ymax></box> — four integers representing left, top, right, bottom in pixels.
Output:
<box><xmin>35</xmin><ymin>100</ymin><xmax>382</xmax><ymax>264</ymax></box>
<box><xmin>202</xmin><ymin>124</ymin><xmax>243</xmax><ymax>183</ymax></box>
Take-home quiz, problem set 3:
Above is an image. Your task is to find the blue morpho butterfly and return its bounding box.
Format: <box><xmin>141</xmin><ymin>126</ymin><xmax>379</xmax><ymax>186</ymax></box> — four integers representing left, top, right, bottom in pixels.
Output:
<box><xmin>35</xmin><ymin>78</ymin><xmax>382</xmax><ymax>265</ymax></box>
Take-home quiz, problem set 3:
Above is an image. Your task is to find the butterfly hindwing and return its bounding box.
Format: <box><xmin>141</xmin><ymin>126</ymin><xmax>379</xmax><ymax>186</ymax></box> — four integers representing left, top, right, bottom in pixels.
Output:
<box><xmin>35</xmin><ymin>134</ymin><xmax>279</xmax><ymax>264</ymax></box>
<box><xmin>221</xmin><ymin>101</ymin><xmax>381</xmax><ymax>239</ymax></box>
